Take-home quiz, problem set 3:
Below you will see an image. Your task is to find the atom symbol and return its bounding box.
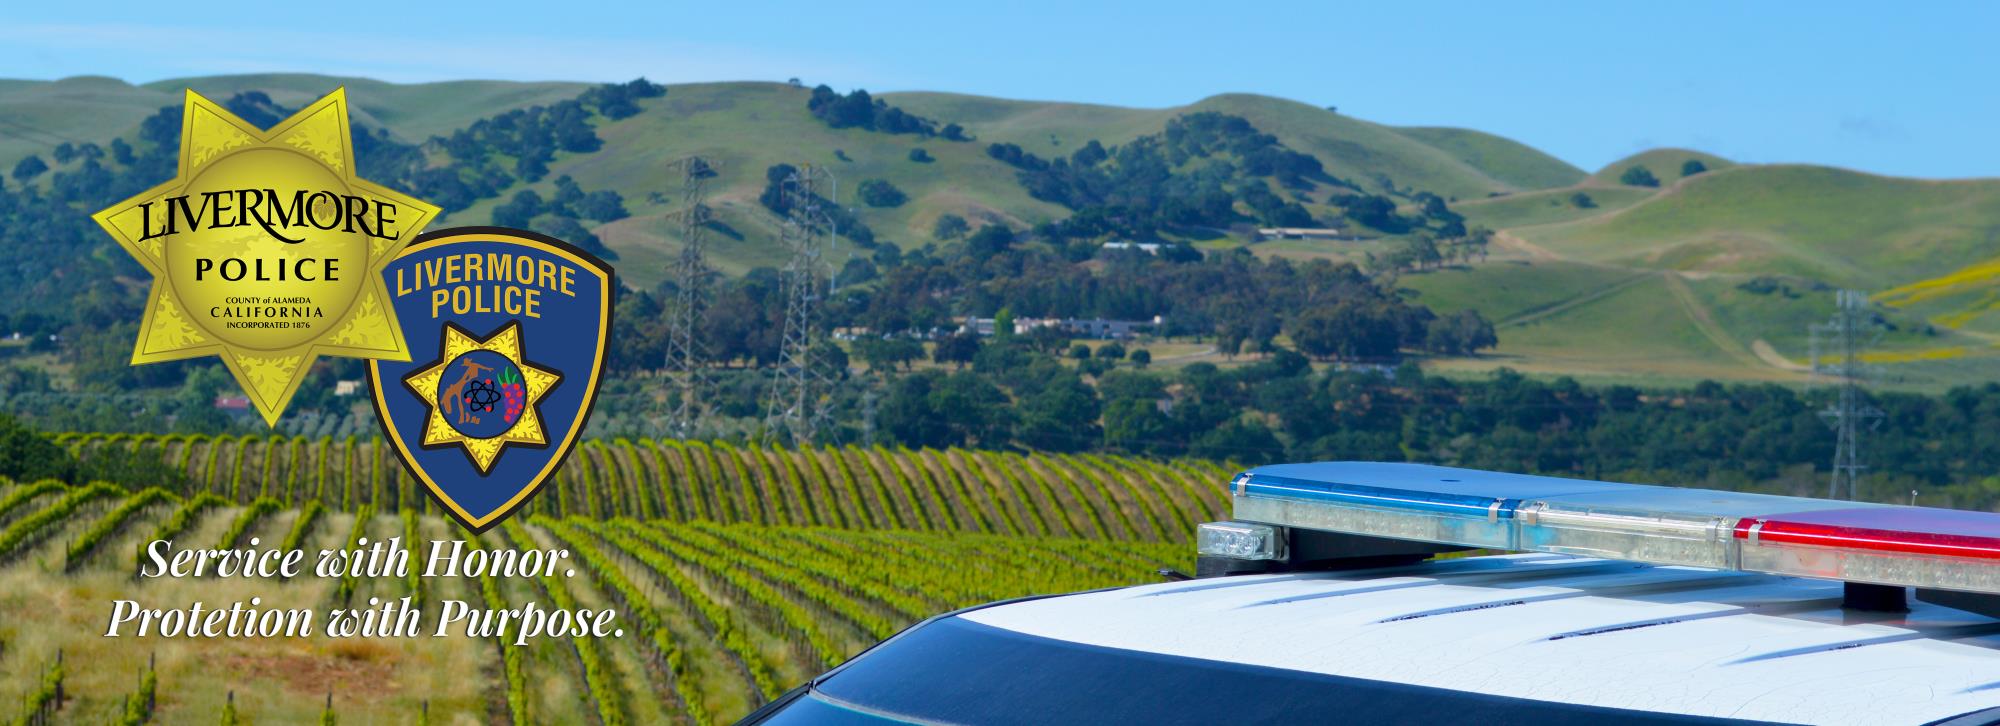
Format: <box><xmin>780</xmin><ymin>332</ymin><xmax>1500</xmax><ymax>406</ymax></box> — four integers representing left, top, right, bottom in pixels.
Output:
<box><xmin>463</xmin><ymin>378</ymin><xmax>502</xmax><ymax>413</ymax></box>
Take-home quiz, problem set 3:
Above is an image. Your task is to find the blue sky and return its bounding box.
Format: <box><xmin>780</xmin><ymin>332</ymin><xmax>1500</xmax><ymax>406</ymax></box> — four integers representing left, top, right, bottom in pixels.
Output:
<box><xmin>3</xmin><ymin>1</ymin><xmax>1995</xmax><ymax>178</ymax></box>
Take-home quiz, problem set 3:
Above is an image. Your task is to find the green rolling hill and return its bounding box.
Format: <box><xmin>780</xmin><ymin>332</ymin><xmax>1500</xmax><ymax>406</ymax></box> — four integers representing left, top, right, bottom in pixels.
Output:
<box><xmin>1587</xmin><ymin>147</ymin><xmax>1735</xmax><ymax>186</ymax></box>
<box><xmin>1527</xmin><ymin>165</ymin><xmax>2000</xmax><ymax>287</ymax></box>
<box><xmin>1391</xmin><ymin>126</ymin><xmax>1588</xmax><ymax>191</ymax></box>
<box><xmin>0</xmin><ymin>76</ymin><xmax>1591</xmax><ymax>282</ymax></box>
<box><xmin>151</xmin><ymin>73</ymin><xmax>593</xmax><ymax>142</ymax></box>
<box><xmin>886</xmin><ymin>91</ymin><xmax>1574</xmax><ymax>200</ymax></box>
<box><xmin>0</xmin><ymin>76</ymin><xmax>179</xmax><ymax>165</ymax></box>
<box><xmin>1456</xmin><ymin>185</ymin><xmax>1659</xmax><ymax>229</ymax></box>
<box><xmin>1408</xmin><ymin>159</ymin><xmax>2000</xmax><ymax>389</ymax></box>
<box><xmin>425</xmin><ymin>82</ymin><xmax>1609</xmax><ymax>286</ymax></box>
<box><xmin>0</xmin><ymin>74</ymin><xmax>588</xmax><ymax>163</ymax></box>
<box><xmin>550</xmin><ymin>82</ymin><xmax>1075</xmax><ymax>281</ymax></box>
<box><xmin>4</xmin><ymin>73</ymin><xmax>1999</xmax><ymax>389</ymax></box>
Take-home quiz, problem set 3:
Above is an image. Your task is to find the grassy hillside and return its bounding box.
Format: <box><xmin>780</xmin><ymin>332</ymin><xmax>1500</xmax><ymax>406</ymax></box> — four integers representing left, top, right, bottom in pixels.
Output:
<box><xmin>4</xmin><ymin>74</ymin><xmax>1586</xmax><ymax>287</ymax></box>
<box><xmin>0</xmin><ymin>74</ymin><xmax>588</xmax><ymax>167</ymax></box>
<box><xmin>487</xmin><ymin>83</ymin><xmax>1599</xmax><ymax>288</ymax></box>
<box><xmin>1588</xmin><ymin>147</ymin><xmax>1736</xmax><ymax>186</ymax></box>
<box><xmin>889</xmin><ymin>91</ymin><xmax>1580</xmax><ymax>201</ymax></box>
<box><xmin>1523</xmin><ymin>165</ymin><xmax>2000</xmax><ymax>288</ymax></box>
<box><xmin>1456</xmin><ymin>185</ymin><xmax>1659</xmax><ymax>229</ymax></box>
<box><xmin>149</xmin><ymin>73</ymin><xmax>591</xmax><ymax>142</ymax></box>
<box><xmin>1329</xmin><ymin>126</ymin><xmax>1992</xmax><ymax>389</ymax></box>
<box><xmin>1875</xmin><ymin>257</ymin><xmax>2000</xmax><ymax>337</ymax></box>
<box><xmin>1399</xmin><ymin>260</ymin><xmax>1645</xmax><ymax>326</ymax></box>
<box><xmin>1403</xmin><ymin>264</ymin><xmax>1797</xmax><ymax>386</ymax></box>
<box><xmin>8</xmin><ymin>72</ymin><xmax>1999</xmax><ymax>388</ymax></box>
<box><xmin>629</xmin><ymin>85</ymin><xmax>1993</xmax><ymax>388</ymax></box>
<box><xmin>540</xmin><ymin>82</ymin><xmax>1073</xmax><ymax>286</ymax></box>
<box><xmin>1392</xmin><ymin>126</ymin><xmax>1588</xmax><ymax>190</ymax></box>
<box><xmin>0</xmin><ymin>76</ymin><xmax>177</xmax><ymax>167</ymax></box>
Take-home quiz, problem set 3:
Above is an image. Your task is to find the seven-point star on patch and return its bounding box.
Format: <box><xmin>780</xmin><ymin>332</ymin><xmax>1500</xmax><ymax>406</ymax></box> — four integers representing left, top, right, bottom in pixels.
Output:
<box><xmin>402</xmin><ymin>322</ymin><xmax>561</xmax><ymax>473</ymax></box>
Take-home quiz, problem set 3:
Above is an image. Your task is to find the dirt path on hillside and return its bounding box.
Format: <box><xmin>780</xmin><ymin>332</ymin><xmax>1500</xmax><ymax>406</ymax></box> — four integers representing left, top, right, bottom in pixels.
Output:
<box><xmin>1499</xmin><ymin>272</ymin><xmax>1652</xmax><ymax>327</ymax></box>
<box><xmin>1751</xmin><ymin>339</ymin><xmax>1810</xmax><ymax>372</ymax></box>
<box><xmin>1491</xmin><ymin>230</ymin><xmax>1564</xmax><ymax>262</ymax></box>
<box><xmin>1661</xmin><ymin>272</ymin><xmax>1774</xmax><ymax>371</ymax></box>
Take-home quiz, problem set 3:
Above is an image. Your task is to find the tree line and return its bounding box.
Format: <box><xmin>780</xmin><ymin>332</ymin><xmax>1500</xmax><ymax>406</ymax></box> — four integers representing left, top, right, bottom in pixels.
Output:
<box><xmin>806</xmin><ymin>85</ymin><xmax>970</xmax><ymax>141</ymax></box>
<box><xmin>984</xmin><ymin>111</ymin><xmax>1469</xmax><ymax>244</ymax></box>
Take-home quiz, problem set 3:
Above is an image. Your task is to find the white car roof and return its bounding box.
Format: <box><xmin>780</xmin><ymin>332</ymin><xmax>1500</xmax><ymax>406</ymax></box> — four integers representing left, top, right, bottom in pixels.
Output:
<box><xmin>962</xmin><ymin>553</ymin><xmax>2000</xmax><ymax>725</ymax></box>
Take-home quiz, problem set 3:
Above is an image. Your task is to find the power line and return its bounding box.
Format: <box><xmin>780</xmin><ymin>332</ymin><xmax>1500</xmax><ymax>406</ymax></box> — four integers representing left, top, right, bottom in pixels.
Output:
<box><xmin>764</xmin><ymin>163</ymin><xmax>838</xmax><ymax>445</ymax></box>
<box><xmin>1810</xmin><ymin>289</ymin><xmax>1884</xmax><ymax>501</ymax></box>
<box><xmin>661</xmin><ymin>155</ymin><xmax>720</xmax><ymax>438</ymax></box>
<box><xmin>861</xmin><ymin>385</ymin><xmax>879</xmax><ymax>447</ymax></box>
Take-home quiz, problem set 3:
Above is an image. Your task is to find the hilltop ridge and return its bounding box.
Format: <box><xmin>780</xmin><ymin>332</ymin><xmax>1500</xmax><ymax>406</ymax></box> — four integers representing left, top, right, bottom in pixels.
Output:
<box><xmin>4</xmin><ymin>73</ymin><xmax>1998</xmax><ymax>388</ymax></box>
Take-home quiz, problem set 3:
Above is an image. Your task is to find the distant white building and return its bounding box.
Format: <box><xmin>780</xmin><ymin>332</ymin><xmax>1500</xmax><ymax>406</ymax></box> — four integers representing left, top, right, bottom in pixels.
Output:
<box><xmin>957</xmin><ymin>315</ymin><xmax>1161</xmax><ymax>340</ymax></box>
<box><xmin>959</xmin><ymin>318</ymin><xmax>995</xmax><ymax>336</ymax></box>
<box><xmin>1102</xmin><ymin>241</ymin><xmax>1164</xmax><ymax>254</ymax></box>
<box><xmin>958</xmin><ymin>316</ymin><xmax>1064</xmax><ymax>337</ymax></box>
<box><xmin>1065</xmin><ymin>317</ymin><xmax>1162</xmax><ymax>340</ymax></box>
<box><xmin>1258</xmin><ymin>227</ymin><xmax>1348</xmax><ymax>240</ymax></box>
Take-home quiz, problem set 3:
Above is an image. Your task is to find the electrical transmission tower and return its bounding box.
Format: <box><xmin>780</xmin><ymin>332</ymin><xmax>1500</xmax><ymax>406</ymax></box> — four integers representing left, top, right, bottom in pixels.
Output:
<box><xmin>1809</xmin><ymin>289</ymin><xmax>1885</xmax><ymax>501</ymax></box>
<box><xmin>662</xmin><ymin>156</ymin><xmax>721</xmax><ymax>437</ymax></box>
<box><xmin>763</xmin><ymin>164</ymin><xmax>838</xmax><ymax>444</ymax></box>
<box><xmin>861</xmin><ymin>386</ymin><xmax>878</xmax><ymax>447</ymax></box>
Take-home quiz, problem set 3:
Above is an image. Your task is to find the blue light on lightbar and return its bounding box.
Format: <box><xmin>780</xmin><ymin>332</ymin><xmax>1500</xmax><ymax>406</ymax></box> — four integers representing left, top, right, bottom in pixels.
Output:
<box><xmin>1232</xmin><ymin>463</ymin><xmax>1648</xmax><ymax>549</ymax></box>
<box><xmin>1240</xmin><ymin>476</ymin><xmax>1515</xmax><ymax>517</ymax></box>
<box><xmin>1240</xmin><ymin>463</ymin><xmax>1646</xmax><ymax>516</ymax></box>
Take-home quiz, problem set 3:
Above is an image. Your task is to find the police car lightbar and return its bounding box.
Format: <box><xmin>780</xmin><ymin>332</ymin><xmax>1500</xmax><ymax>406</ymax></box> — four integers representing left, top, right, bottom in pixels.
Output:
<box><xmin>1737</xmin><ymin>507</ymin><xmax>2000</xmax><ymax>594</ymax></box>
<box><xmin>1218</xmin><ymin>462</ymin><xmax>2000</xmax><ymax>596</ymax></box>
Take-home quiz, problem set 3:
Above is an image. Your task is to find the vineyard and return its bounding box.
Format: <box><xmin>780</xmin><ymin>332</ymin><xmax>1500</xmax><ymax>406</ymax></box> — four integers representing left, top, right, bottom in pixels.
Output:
<box><xmin>52</xmin><ymin>433</ymin><xmax>1233</xmax><ymax>543</ymax></box>
<box><xmin>0</xmin><ymin>436</ymin><xmax>1226</xmax><ymax>723</ymax></box>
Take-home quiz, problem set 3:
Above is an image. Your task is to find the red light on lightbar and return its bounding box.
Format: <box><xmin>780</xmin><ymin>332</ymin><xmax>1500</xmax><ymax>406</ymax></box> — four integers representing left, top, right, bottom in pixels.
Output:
<box><xmin>1735</xmin><ymin>507</ymin><xmax>2000</xmax><ymax>561</ymax></box>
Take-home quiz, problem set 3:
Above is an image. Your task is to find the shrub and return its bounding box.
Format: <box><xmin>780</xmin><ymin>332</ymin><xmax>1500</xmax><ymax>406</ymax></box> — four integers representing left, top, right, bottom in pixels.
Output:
<box><xmin>1619</xmin><ymin>165</ymin><xmax>1660</xmax><ymax>187</ymax></box>
<box><xmin>857</xmin><ymin>179</ymin><xmax>908</xmax><ymax>207</ymax></box>
<box><xmin>933</xmin><ymin>214</ymin><xmax>969</xmax><ymax>240</ymax></box>
<box><xmin>11</xmin><ymin>155</ymin><xmax>48</xmax><ymax>181</ymax></box>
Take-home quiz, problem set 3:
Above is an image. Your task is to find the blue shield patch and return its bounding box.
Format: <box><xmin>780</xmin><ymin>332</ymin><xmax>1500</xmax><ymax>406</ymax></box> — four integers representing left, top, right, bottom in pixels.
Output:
<box><xmin>368</xmin><ymin>227</ymin><xmax>612</xmax><ymax>532</ymax></box>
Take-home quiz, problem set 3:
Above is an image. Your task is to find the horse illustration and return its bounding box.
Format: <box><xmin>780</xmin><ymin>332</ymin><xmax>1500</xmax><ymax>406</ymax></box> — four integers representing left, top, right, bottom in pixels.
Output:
<box><xmin>441</xmin><ymin>359</ymin><xmax>497</xmax><ymax>426</ymax></box>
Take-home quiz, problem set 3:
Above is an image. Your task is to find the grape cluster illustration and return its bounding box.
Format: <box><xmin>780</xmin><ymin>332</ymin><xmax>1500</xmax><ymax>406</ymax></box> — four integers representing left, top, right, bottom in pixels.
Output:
<box><xmin>497</xmin><ymin>366</ymin><xmax>526</xmax><ymax>423</ymax></box>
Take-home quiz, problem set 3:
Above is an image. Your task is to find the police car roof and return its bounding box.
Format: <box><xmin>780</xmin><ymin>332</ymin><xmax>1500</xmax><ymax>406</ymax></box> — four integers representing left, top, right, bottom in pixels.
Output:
<box><xmin>959</xmin><ymin>553</ymin><xmax>2000</xmax><ymax>725</ymax></box>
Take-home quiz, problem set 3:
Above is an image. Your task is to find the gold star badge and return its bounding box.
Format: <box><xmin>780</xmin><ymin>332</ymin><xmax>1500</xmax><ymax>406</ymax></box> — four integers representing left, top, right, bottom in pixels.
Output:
<box><xmin>91</xmin><ymin>88</ymin><xmax>437</xmax><ymax>426</ymax></box>
<box><xmin>403</xmin><ymin>322</ymin><xmax>560</xmax><ymax>473</ymax></box>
